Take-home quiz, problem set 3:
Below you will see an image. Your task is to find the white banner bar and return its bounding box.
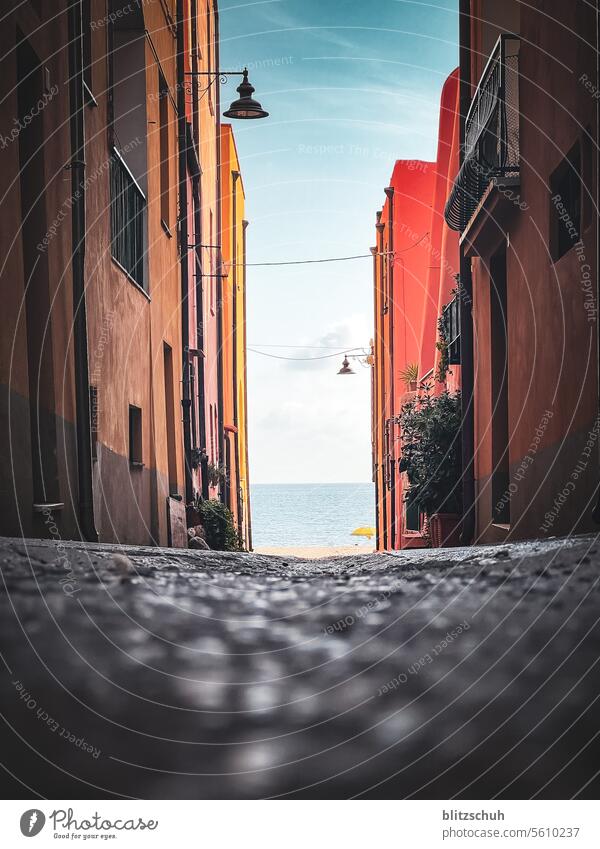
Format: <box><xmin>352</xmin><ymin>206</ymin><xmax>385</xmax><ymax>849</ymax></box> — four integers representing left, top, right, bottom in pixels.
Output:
<box><xmin>1</xmin><ymin>800</ymin><xmax>599</xmax><ymax>848</ymax></box>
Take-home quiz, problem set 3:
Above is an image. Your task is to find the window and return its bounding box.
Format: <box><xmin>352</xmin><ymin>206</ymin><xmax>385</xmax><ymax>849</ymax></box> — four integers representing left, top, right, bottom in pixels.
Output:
<box><xmin>550</xmin><ymin>143</ymin><xmax>581</xmax><ymax>261</ymax></box>
<box><xmin>442</xmin><ymin>293</ymin><xmax>461</xmax><ymax>365</ymax></box>
<box><xmin>129</xmin><ymin>405</ymin><xmax>143</xmax><ymax>466</ymax></box>
<box><xmin>159</xmin><ymin>72</ymin><xmax>170</xmax><ymax>230</ymax></box>
<box><xmin>111</xmin><ymin>151</ymin><xmax>146</xmax><ymax>286</ymax></box>
<box><xmin>110</xmin><ymin>1</ymin><xmax>148</xmax><ymax>289</ymax></box>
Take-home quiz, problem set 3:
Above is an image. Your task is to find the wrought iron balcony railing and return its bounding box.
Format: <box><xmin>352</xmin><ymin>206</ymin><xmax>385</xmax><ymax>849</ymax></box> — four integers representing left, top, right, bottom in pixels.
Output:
<box><xmin>445</xmin><ymin>34</ymin><xmax>520</xmax><ymax>232</ymax></box>
<box><xmin>110</xmin><ymin>148</ymin><xmax>146</xmax><ymax>288</ymax></box>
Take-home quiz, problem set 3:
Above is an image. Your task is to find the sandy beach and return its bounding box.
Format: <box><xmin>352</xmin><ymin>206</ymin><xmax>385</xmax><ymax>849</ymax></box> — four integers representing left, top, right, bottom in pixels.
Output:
<box><xmin>253</xmin><ymin>545</ymin><xmax>375</xmax><ymax>559</ymax></box>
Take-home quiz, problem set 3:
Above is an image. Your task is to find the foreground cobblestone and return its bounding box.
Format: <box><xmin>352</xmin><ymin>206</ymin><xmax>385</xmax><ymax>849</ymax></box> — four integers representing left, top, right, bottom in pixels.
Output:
<box><xmin>1</xmin><ymin>534</ymin><xmax>600</xmax><ymax>798</ymax></box>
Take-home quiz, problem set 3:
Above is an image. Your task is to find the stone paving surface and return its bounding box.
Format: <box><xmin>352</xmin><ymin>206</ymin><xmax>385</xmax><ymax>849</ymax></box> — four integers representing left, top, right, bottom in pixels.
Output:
<box><xmin>1</xmin><ymin>534</ymin><xmax>600</xmax><ymax>799</ymax></box>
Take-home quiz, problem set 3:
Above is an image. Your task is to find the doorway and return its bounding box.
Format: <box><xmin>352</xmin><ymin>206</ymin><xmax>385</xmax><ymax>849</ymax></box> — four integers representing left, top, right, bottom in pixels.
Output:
<box><xmin>17</xmin><ymin>35</ymin><xmax>60</xmax><ymax>507</ymax></box>
<box><xmin>490</xmin><ymin>244</ymin><xmax>510</xmax><ymax>525</ymax></box>
<box><xmin>163</xmin><ymin>343</ymin><xmax>177</xmax><ymax>496</ymax></box>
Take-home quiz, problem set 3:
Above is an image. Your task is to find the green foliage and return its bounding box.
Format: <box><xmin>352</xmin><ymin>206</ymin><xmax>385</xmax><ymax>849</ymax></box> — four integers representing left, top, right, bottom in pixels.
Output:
<box><xmin>398</xmin><ymin>386</ymin><xmax>462</xmax><ymax>517</ymax></box>
<box><xmin>435</xmin><ymin>313</ymin><xmax>450</xmax><ymax>384</ymax></box>
<box><xmin>399</xmin><ymin>362</ymin><xmax>419</xmax><ymax>388</ymax></box>
<box><xmin>207</xmin><ymin>462</ymin><xmax>226</xmax><ymax>488</ymax></box>
<box><xmin>197</xmin><ymin>499</ymin><xmax>241</xmax><ymax>551</ymax></box>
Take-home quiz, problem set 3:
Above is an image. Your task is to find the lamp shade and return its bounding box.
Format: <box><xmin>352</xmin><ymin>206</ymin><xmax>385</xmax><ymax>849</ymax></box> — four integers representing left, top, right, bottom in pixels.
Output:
<box><xmin>223</xmin><ymin>69</ymin><xmax>269</xmax><ymax>120</ymax></box>
<box><xmin>338</xmin><ymin>356</ymin><xmax>355</xmax><ymax>375</ymax></box>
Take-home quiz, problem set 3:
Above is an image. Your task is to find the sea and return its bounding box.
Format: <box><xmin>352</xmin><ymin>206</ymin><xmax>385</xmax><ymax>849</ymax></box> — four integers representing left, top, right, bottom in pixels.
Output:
<box><xmin>250</xmin><ymin>482</ymin><xmax>376</xmax><ymax>548</ymax></box>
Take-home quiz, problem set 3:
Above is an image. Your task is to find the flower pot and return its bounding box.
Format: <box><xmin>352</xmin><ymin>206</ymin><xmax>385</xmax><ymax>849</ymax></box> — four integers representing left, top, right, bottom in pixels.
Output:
<box><xmin>429</xmin><ymin>513</ymin><xmax>461</xmax><ymax>548</ymax></box>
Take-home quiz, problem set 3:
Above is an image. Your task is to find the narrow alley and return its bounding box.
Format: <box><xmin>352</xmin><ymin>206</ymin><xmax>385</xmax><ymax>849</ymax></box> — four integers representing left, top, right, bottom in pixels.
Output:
<box><xmin>1</xmin><ymin>535</ymin><xmax>599</xmax><ymax>799</ymax></box>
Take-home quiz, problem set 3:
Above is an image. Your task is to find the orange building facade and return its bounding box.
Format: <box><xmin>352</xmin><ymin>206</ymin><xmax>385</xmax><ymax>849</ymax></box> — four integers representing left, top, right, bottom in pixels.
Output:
<box><xmin>372</xmin><ymin>70</ymin><xmax>461</xmax><ymax>550</ymax></box>
<box><xmin>0</xmin><ymin>0</ymin><xmax>236</xmax><ymax>547</ymax></box>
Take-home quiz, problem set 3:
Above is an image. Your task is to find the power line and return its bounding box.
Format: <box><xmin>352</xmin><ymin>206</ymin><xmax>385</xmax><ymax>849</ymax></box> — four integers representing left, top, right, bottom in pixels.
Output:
<box><xmin>249</xmin><ymin>343</ymin><xmax>366</xmax><ymax>350</ymax></box>
<box><xmin>238</xmin><ymin>234</ymin><xmax>430</xmax><ymax>267</ymax></box>
<box><xmin>248</xmin><ymin>346</ymin><xmax>365</xmax><ymax>361</ymax></box>
<box><xmin>245</xmin><ymin>252</ymin><xmax>377</xmax><ymax>267</ymax></box>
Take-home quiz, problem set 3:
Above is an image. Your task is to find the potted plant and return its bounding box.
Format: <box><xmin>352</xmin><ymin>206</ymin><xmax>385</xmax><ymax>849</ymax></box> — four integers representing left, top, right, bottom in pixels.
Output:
<box><xmin>398</xmin><ymin>386</ymin><xmax>463</xmax><ymax>547</ymax></box>
<box><xmin>399</xmin><ymin>362</ymin><xmax>419</xmax><ymax>392</ymax></box>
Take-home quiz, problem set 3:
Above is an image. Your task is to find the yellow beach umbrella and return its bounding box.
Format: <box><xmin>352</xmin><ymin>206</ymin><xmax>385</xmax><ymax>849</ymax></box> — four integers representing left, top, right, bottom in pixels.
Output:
<box><xmin>351</xmin><ymin>527</ymin><xmax>376</xmax><ymax>539</ymax></box>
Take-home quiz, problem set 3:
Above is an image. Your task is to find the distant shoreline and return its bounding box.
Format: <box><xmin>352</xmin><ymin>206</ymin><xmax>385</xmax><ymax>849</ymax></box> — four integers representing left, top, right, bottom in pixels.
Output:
<box><xmin>251</xmin><ymin>481</ymin><xmax>373</xmax><ymax>486</ymax></box>
<box><xmin>254</xmin><ymin>545</ymin><xmax>375</xmax><ymax>560</ymax></box>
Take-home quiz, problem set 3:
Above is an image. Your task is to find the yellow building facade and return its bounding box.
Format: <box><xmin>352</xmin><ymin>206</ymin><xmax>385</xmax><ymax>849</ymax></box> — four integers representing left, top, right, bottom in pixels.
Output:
<box><xmin>219</xmin><ymin>124</ymin><xmax>252</xmax><ymax>549</ymax></box>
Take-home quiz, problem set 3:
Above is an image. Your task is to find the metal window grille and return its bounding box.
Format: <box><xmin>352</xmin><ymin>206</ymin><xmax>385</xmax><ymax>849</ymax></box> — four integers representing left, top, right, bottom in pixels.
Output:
<box><xmin>443</xmin><ymin>294</ymin><xmax>461</xmax><ymax>365</ymax></box>
<box><xmin>110</xmin><ymin>148</ymin><xmax>146</xmax><ymax>287</ymax></box>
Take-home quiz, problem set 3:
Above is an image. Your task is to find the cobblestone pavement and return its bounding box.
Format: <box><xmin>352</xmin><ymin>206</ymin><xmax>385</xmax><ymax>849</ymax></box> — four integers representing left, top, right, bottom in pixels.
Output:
<box><xmin>1</xmin><ymin>534</ymin><xmax>600</xmax><ymax>799</ymax></box>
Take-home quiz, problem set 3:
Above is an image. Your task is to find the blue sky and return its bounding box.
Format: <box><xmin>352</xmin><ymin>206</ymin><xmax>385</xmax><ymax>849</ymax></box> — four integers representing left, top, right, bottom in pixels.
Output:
<box><xmin>219</xmin><ymin>0</ymin><xmax>458</xmax><ymax>483</ymax></box>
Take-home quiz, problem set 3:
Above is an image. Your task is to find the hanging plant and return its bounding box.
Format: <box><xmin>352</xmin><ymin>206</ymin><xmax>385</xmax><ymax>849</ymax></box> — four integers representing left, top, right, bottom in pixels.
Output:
<box><xmin>397</xmin><ymin>386</ymin><xmax>462</xmax><ymax>517</ymax></box>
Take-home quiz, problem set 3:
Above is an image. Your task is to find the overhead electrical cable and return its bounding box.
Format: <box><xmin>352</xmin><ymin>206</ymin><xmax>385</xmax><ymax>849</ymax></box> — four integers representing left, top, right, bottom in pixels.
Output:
<box><xmin>235</xmin><ymin>233</ymin><xmax>430</xmax><ymax>267</ymax></box>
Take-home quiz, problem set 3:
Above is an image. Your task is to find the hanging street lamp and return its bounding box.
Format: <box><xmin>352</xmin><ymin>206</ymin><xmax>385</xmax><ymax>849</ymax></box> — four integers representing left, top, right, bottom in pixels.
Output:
<box><xmin>337</xmin><ymin>346</ymin><xmax>374</xmax><ymax>375</ymax></box>
<box><xmin>185</xmin><ymin>67</ymin><xmax>269</xmax><ymax>120</ymax></box>
<box><xmin>224</xmin><ymin>70</ymin><xmax>269</xmax><ymax>119</ymax></box>
<box><xmin>338</xmin><ymin>355</ymin><xmax>356</xmax><ymax>375</ymax></box>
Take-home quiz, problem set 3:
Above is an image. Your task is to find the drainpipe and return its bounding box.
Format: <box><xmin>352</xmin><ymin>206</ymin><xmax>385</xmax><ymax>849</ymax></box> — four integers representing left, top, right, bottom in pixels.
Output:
<box><xmin>370</xmin><ymin>244</ymin><xmax>380</xmax><ymax>551</ymax></box>
<box><xmin>242</xmin><ymin>218</ymin><xmax>253</xmax><ymax>549</ymax></box>
<box><xmin>459</xmin><ymin>0</ymin><xmax>475</xmax><ymax>544</ymax></box>
<box><xmin>375</xmin><ymin>214</ymin><xmax>387</xmax><ymax>550</ymax></box>
<box><xmin>231</xmin><ymin>170</ymin><xmax>243</xmax><ymax>539</ymax></box>
<box><xmin>214</xmin><ymin>0</ymin><xmax>226</xmax><ymax>505</ymax></box>
<box><xmin>68</xmin><ymin>0</ymin><xmax>98</xmax><ymax>542</ymax></box>
<box><xmin>384</xmin><ymin>186</ymin><xmax>396</xmax><ymax>549</ymax></box>
<box><xmin>176</xmin><ymin>0</ymin><xmax>193</xmax><ymax>505</ymax></box>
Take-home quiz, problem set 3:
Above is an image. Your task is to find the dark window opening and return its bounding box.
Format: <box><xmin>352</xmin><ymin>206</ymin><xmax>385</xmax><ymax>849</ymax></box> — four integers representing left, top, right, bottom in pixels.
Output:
<box><xmin>443</xmin><ymin>293</ymin><xmax>461</xmax><ymax>365</ymax></box>
<box><xmin>159</xmin><ymin>72</ymin><xmax>170</xmax><ymax>230</ymax></box>
<box><xmin>129</xmin><ymin>405</ymin><xmax>143</xmax><ymax>466</ymax></box>
<box><xmin>550</xmin><ymin>143</ymin><xmax>581</xmax><ymax>261</ymax></box>
<box><xmin>405</xmin><ymin>498</ymin><xmax>420</xmax><ymax>532</ymax></box>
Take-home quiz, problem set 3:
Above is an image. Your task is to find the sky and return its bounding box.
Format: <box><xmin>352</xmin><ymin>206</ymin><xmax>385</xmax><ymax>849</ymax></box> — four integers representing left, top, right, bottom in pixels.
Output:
<box><xmin>219</xmin><ymin>0</ymin><xmax>458</xmax><ymax>484</ymax></box>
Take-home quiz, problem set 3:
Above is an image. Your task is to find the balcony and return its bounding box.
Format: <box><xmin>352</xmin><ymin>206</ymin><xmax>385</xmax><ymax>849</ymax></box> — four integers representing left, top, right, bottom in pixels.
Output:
<box><xmin>445</xmin><ymin>34</ymin><xmax>520</xmax><ymax>233</ymax></box>
<box><xmin>110</xmin><ymin>148</ymin><xmax>146</xmax><ymax>289</ymax></box>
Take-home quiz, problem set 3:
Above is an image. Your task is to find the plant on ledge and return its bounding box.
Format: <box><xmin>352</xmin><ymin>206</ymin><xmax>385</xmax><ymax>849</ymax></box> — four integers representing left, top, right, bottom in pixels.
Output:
<box><xmin>399</xmin><ymin>362</ymin><xmax>419</xmax><ymax>391</ymax></box>
<box><xmin>398</xmin><ymin>386</ymin><xmax>462</xmax><ymax>521</ymax></box>
<box><xmin>197</xmin><ymin>499</ymin><xmax>241</xmax><ymax>551</ymax></box>
<box><xmin>207</xmin><ymin>462</ymin><xmax>227</xmax><ymax>488</ymax></box>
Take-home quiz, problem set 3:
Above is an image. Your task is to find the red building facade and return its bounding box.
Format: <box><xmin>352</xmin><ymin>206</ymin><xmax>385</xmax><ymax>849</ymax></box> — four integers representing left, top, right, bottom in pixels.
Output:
<box><xmin>372</xmin><ymin>70</ymin><xmax>461</xmax><ymax>550</ymax></box>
